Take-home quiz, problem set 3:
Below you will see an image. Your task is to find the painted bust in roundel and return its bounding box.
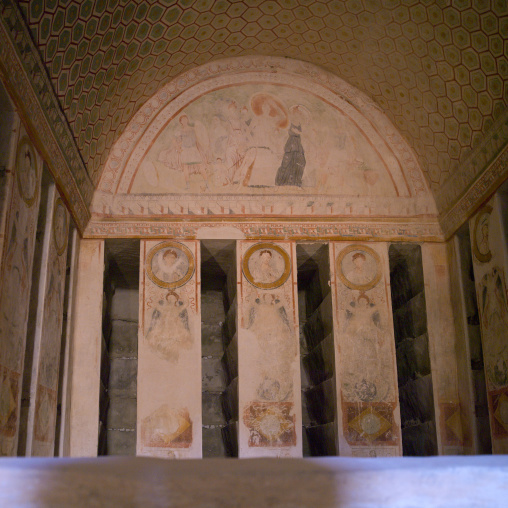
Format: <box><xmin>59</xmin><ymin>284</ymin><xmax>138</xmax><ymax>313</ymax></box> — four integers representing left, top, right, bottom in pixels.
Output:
<box><xmin>248</xmin><ymin>248</ymin><xmax>284</xmax><ymax>285</ymax></box>
<box><xmin>152</xmin><ymin>248</ymin><xmax>189</xmax><ymax>285</ymax></box>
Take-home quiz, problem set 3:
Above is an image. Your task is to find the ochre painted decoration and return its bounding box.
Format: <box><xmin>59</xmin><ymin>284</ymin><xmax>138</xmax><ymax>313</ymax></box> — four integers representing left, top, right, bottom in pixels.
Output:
<box><xmin>145</xmin><ymin>241</ymin><xmax>195</xmax><ymax>289</ymax></box>
<box><xmin>0</xmin><ymin>367</ymin><xmax>19</xmax><ymax>439</ymax></box>
<box><xmin>242</xmin><ymin>242</ymin><xmax>291</xmax><ymax>290</ymax></box>
<box><xmin>344</xmin><ymin>401</ymin><xmax>397</xmax><ymax>446</ymax></box>
<box><xmin>53</xmin><ymin>198</ymin><xmax>69</xmax><ymax>257</ymax></box>
<box><xmin>243</xmin><ymin>402</ymin><xmax>296</xmax><ymax>448</ymax></box>
<box><xmin>472</xmin><ymin>206</ymin><xmax>493</xmax><ymax>263</ymax></box>
<box><xmin>490</xmin><ymin>389</ymin><xmax>508</xmax><ymax>438</ymax></box>
<box><xmin>15</xmin><ymin>136</ymin><xmax>39</xmax><ymax>208</ymax></box>
<box><xmin>141</xmin><ymin>405</ymin><xmax>193</xmax><ymax>449</ymax></box>
<box><xmin>440</xmin><ymin>402</ymin><xmax>465</xmax><ymax>447</ymax></box>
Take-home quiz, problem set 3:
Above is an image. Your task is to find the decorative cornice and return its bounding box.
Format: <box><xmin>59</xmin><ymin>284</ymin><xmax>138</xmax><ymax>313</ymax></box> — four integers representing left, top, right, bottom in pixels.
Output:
<box><xmin>0</xmin><ymin>0</ymin><xmax>92</xmax><ymax>232</ymax></box>
<box><xmin>440</xmin><ymin>143</ymin><xmax>508</xmax><ymax>239</ymax></box>
<box><xmin>84</xmin><ymin>218</ymin><xmax>443</xmax><ymax>242</ymax></box>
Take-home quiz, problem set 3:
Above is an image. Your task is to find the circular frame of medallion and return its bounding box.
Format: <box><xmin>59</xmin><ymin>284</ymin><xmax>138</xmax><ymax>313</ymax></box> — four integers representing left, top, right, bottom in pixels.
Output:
<box><xmin>242</xmin><ymin>242</ymin><xmax>291</xmax><ymax>290</ymax></box>
<box><xmin>145</xmin><ymin>241</ymin><xmax>195</xmax><ymax>289</ymax></box>
<box><xmin>53</xmin><ymin>198</ymin><xmax>69</xmax><ymax>256</ymax></box>
<box><xmin>15</xmin><ymin>136</ymin><xmax>39</xmax><ymax>208</ymax></box>
<box><xmin>472</xmin><ymin>206</ymin><xmax>493</xmax><ymax>264</ymax></box>
<box><xmin>336</xmin><ymin>244</ymin><xmax>382</xmax><ymax>291</ymax></box>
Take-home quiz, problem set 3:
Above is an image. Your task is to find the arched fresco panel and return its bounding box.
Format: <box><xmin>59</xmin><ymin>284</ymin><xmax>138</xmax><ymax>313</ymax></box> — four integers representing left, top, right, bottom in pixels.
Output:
<box><xmin>92</xmin><ymin>58</ymin><xmax>436</xmax><ymax>231</ymax></box>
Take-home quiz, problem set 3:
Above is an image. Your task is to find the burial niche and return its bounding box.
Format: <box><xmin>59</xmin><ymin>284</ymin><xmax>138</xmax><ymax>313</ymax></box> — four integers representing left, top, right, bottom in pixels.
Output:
<box><xmin>99</xmin><ymin>239</ymin><xmax>140</xmax><ymax>456</ymax></box>
<box><xmin>389</xmin><ymin>244</ymin><xmax>437</xmax><ymax>456</ymax></box>
<box><xmin>297</xmin><ymin>244</ymin><xmax>336</xmax><ymax>456</ymax></box>
<box><xmin>201</xmin><ymin>241</ymin><xmax>238</xmax><ymax>457</ymax></box>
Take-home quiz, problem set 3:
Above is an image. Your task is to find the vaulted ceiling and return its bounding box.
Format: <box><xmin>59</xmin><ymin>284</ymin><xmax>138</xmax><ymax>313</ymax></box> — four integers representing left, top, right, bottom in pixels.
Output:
<box><xmin>17</xmin><ymin>0</ymin><xmax>508</xmax><ymax>196</ymax></box>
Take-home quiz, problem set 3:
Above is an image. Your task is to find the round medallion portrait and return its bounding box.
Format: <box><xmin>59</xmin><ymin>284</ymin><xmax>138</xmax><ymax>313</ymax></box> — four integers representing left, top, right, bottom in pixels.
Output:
<box><xmin>146</xmin><ymin>241</ymin><xmax>195</xmax><ymax>289</ymax></box>
<box><xmin>472</xmin><ymin>206</ymin><xmax>492</xmax><ymax>263</ymax></box>
<box><xmin>337</xmin><ymin>244</ymin><xmax>382</xmax><ymax>291</ymax></box>
<box><xmin>16</xmin><ymin>136</ymin><xmax>38</xmax><ymax>208</ymax></box>
<box><xmin>53</xmin><ymin>198</ymin><xmax>68</xmax><ymax>256</ymax></box>
<box><xmin>242</xmin><ymin>242</ymin><xmax>291</xmax><ymax>290</ymax></box>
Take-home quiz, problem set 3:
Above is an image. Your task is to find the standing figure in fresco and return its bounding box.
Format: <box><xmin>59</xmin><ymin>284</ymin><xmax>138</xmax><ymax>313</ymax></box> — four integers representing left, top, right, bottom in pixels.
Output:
<box><xmin>238</xmin><ymin>94</ymin><xmax>288</xmax><ymax>187</ymax></box>
<box><xmin>18</xmin><ymin>147</ymin><xmax>37</xmax><ymax>203</ymax></box>
<box><xmin>275</xmin><ymin>105</ymin><xmax>309</xmax><ymax>187</ymax></box>
<box><xmin>221</xmin><ymin>101</ymin><xmax>250</xmax><ymax>185</ymax></box>
<box><xmin>175</xmin><ymin>115</ymin><xmax>210</xmax><ymax>190</ymax></box>
<box><xmin>146</xmin><ymin>291</ymin><xmax>192</xmax><ymax>362</ymax></box>
<box><xmin>342</xmin><ymin>294</ymin><xmax>391</xmax><ymax>402</ymax></box>
<box><xmin>247</xmin><ymin>293</ymin><xmax>295</xmax><ymax>402</ymax></box>
<box><xmin>0</xmin><ymin>212</ymin><xmax>29</xmax><ymax>369</ymax></box>
<box><xmin>479</xmin><ymin>268</ymin><xmax>508</xmax><ymax>387</ymax></box>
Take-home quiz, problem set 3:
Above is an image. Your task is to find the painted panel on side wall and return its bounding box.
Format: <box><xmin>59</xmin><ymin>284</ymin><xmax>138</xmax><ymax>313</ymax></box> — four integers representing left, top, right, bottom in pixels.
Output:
<box><xmin>0</xmin><ymin>132</ymin><xmax>42</xmax><ymax>456</ymax></box>
<box><xmin>32</xmin><ymin>195</ymin><xmax>69</xmax><ymax>456</ymax></box>
<box><xmin>470</xmin><ymin>196</ymin><xmax>508</xmax><ymax>453</ymax></box>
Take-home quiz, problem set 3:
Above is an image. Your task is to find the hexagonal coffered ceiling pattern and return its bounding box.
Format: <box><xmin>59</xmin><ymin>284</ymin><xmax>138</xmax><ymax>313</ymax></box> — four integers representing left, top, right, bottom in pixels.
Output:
<box><xmin>19</xmin><ymin>0</ymin><xmax>507</xmax><ymax>191</ymax></box>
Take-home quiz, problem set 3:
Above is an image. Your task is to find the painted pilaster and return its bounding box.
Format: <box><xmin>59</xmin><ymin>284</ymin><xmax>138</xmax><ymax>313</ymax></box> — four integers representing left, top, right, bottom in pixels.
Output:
<box><xmin>0</xmin><ymin>113</ymin><xmax>19</xmax><ymax>273</ymax></box>
<box><xmin>25</xmin><ymin>191</ymin><xmax>69</xmax><ymax>456</ymax></box>
<box><xmin>67</xmin><ymin>239</ymin><xmax>104</xmax><ymax>457</ymax></box>
<box><xmin>331</xmin><ymin>242</ymin><xmax>401</xmax><ymax>457</ymax></box>
<box><xmin>469</xmin><ymin>195</ymin><xmax>508</xmax><ymax>454</ymax></box>
<box><xmin>237</xmin><ymin>241</ymin><xmax>302</xmax><ymax>458</ymax></box>
<box><xmin>0</xmin><ymin>130</ymin><xmax>42</xmax><ymax>456</ymax></box>
<box><xmin>422</xmin><ymin>243</ymin><xmax>468</xmax><ymax>455</ymax></box>
<box><xmin>58</xmin><ymin>229</ymin><xmax>79</xmax><ymax>457</ymax></box>
<box><xmin>137</xmin><ymin>240</ymin><xmax>201</xmax><ymax>458</ymax></box>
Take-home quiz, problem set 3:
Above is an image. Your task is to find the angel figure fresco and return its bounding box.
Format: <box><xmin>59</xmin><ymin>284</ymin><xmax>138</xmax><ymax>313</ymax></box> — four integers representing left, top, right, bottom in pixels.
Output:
<box><xmin>146</xmin><ymin>291</ymin><xmax>192</xmax><ymax>362</ymax></box>
<box><xmin>341</xmin><ymin>294</ymin><xmax>391</xmax><ymax>402</ymax></box>
<box><xmin>246</xmin><ymin>293</ymin><xmax>295</xmax><ymax>402</ymax></box>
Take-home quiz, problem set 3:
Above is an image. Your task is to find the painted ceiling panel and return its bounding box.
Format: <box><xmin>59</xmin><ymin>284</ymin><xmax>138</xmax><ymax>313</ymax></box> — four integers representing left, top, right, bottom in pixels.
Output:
<box><xmin>19</xmin><ymin>0</ymin><xmax>508</xmax><ymax>191</ymax></box>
